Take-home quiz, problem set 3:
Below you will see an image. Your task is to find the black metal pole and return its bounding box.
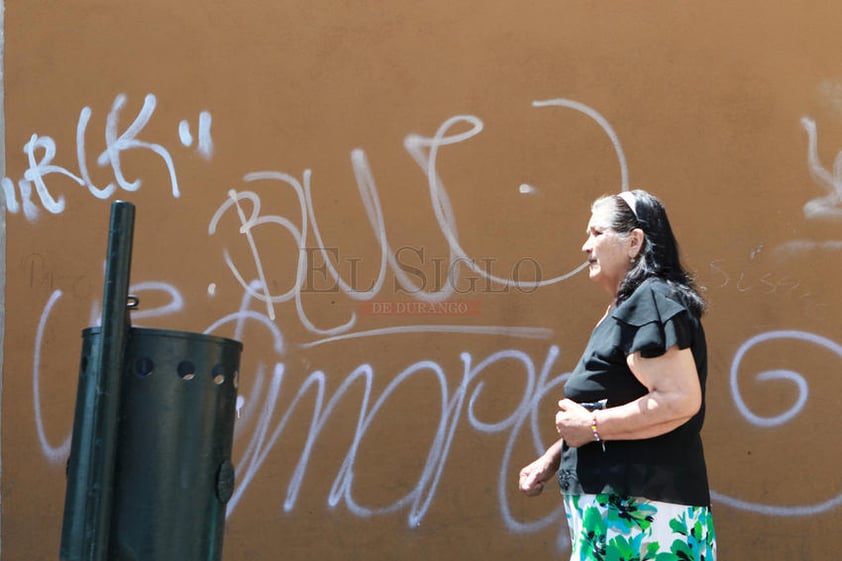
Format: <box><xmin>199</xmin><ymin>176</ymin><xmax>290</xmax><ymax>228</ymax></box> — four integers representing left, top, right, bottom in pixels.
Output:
<box><xmin>61</xmin><ymin>201</ymin><xmax>135</xmax><ymax>561</ymax></box>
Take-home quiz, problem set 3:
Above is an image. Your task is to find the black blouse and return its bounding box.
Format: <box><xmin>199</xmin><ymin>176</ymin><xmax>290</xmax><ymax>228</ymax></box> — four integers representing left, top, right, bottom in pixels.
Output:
<box><xmin>557</xmin><ymin>278</ymin><xmax>711</xmax><ymax>506</ymax></box>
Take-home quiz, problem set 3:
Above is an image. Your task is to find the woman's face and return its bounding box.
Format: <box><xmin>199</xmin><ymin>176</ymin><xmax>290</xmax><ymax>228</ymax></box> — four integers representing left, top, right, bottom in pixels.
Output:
<box><xmin>581</xmin><ymin>204</ymin><xmax>635</xmax><ymax>295</ymax></box>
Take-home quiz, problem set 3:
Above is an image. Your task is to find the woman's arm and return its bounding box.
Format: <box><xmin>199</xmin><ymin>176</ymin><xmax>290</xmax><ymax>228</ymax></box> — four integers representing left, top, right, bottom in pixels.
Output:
<box><xmin>518</xmin><ymin>438</ymin><xmax>564</xmax><ymax>496</ymax></box>
<box><xmin>556</xmin><ymin>346</ymin><xmax>702</xmax><ymax>447</ymax></box>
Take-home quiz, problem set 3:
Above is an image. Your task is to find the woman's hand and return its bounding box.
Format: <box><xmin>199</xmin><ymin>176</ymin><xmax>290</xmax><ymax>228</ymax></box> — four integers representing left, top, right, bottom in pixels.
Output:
<box><xmin>555</xmin><ymin>399</ymin><xmax>595</xmax><ymax>448</ymax></box>
<box><xmin>518</xmin><ymin>441</ymin><xmax>563</xmax><ymax>496</ymax></box>
<box><xmin>558</xmin><ymin>347</ymin><xmax>703</xmax><ymax>445</ymax></box>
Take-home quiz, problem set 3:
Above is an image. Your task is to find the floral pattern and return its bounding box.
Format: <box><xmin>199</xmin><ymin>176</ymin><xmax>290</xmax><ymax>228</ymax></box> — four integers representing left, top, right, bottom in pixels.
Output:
<box><xmin>564</xmin><ymin>494</ymin><xmax>716</xmax><ymax>561</ymax></box>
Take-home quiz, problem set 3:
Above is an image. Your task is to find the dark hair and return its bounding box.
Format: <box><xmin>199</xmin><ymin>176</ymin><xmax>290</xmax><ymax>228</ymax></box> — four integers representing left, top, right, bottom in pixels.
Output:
<box><xmin>593</xmin><ymin>189</ymin><xmax>706</xmax><ymax>316</ymax></box>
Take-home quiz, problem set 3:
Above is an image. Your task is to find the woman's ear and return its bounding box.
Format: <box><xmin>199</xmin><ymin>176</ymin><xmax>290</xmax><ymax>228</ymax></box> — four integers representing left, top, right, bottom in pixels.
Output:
<box><xmin>628</xmin><ymin>228</ymin><xmax>645</xmax><ymax>259</ymax></box>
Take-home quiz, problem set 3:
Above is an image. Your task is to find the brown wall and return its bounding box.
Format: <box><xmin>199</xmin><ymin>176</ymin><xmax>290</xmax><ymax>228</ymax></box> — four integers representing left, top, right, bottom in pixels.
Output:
<box><xmin>3</xmin><ymin>2</ymin><xmax>842</xmax><ymax>559</ymax></box>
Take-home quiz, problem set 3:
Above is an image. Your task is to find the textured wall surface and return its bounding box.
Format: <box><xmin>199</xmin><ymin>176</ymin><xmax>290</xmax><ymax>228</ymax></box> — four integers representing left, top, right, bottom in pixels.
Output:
<box><xmin>3</xmin><ymin>3</ymin><xmax>842</xmax><ymax>559</ymax></box>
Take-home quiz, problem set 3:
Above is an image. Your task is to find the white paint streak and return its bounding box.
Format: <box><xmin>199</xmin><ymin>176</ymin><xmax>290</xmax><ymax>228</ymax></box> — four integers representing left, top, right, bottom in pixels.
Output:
<box><xmin>33</xmin><ymin>290</ymin><xmax>72</xmax><ymax>462</ymax></box>
<box><xmin>800</xmin><ymin>117</ymin><xmax>842</xmax><ymax>220</ymax></box>
<box><xmin>178</xmin><ymin>119</ymin><xmax>193</xmax><ymax>147</ymax></box>
<box><xmin>300</xmin><ymin>325</ymin><xmax>552</xmax><ymax>349</ymax></box>
<box><xmin>532</xmin><ymin>98</ymin><xmax>629</xmax><ymax>192</ymax></box>
<box><xmin>197</xmin><ymin>111</ymin><xmax>213</xmax><ymax>159</ymax></box>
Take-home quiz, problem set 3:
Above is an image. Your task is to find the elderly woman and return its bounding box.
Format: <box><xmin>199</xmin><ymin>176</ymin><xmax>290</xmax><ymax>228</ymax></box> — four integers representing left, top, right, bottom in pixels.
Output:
<box><xmin>519</xmin><ymin>190</ymin><xmax>716</xmax><ymax>560</ymax></box>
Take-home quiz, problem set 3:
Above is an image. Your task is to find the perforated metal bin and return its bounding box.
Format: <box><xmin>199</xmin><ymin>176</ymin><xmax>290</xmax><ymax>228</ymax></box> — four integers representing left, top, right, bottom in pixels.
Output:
<box><xmin>79</xmin><ymin>326</ymin><xmax>242</xmax><ymax>561</ymax></box>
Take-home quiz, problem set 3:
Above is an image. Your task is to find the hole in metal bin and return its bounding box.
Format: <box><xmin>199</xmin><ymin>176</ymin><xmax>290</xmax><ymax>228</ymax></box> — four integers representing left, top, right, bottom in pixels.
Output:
<box><xmin>177</xmin><ymin>361</ymin><xmax>196</xmax><ymax>381</ymax></box>
<box><xmin>233</xmin><ymin>370</ymin><xmax>240</xmax><ymax>390</ymax></box>
<box><xmin>212</xmin><ymin>364</ymin><xmax>225</xmax><ymax>385</ymax></box>
<box><xmin>80</xmin><ymin>356</ymin><xmax>89</xmax><ymax>373</ymax></box>
<box><xmin>135</xmin><ymin>357</ymin><xmax>154</xmax><ymax>377</ymax></box>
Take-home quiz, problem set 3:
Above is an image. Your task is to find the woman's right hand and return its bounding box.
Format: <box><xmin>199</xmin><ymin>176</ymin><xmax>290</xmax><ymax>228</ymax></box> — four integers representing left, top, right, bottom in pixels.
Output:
<box><xmin>518</xmin><ymin>448</ymin><xmax>561</xmax><ymax>497</ymax></box>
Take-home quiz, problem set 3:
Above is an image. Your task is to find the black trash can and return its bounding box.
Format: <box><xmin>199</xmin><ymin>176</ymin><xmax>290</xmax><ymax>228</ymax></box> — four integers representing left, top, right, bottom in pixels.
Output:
<box><xmin>79</xmin><ymin>326</ymin><xmax>243</xmax><ymax>561</ymax></box>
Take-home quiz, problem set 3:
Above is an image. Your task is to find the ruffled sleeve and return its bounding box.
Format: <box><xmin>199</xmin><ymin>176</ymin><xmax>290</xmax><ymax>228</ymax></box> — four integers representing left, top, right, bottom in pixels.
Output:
<box><xmin>610</xmin><ymin>280</ymin><xmax>695</xmax><ymax>358</ymax></box>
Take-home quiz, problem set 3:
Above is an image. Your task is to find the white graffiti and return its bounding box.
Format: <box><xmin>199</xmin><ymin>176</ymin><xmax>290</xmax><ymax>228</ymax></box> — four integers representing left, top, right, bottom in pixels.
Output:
<box><xmin>31</xmin><ymin>279</ymin><xmax>571</xmax><ymax>542</ymax></box>
<box><xmin>706</xmin><ymin>259</ymin><xmax>810</xmax><ymax>298</ymax></box>
<box><xmin>225</xmin><ymin>334</ymin><xmax>568</xmax><ymax>529</ymax></box>
<box><xmin>2</xmin><ymin>93</ymin><xmax>212</xmax><ymax>221</ymax></box>
<box><xmin>33</xmin><ymin>279</ymin><xmax>842</xmax><ymax>548</ymax></box>
<box><xmin>208</xmin><ymin>99</ymin><xmax>620</xmax><ymax>337</ymax></box>
<box><xmin>33</xmin><ymin>290</ymin><xmax>72</xmax><ymax>463</ymax></box>
<box><xmin>715</xmin><ymin>329</ymin><xmax>842</xmax><ymax>515</ymax></box>
<box><xmin>21</xmin><ymin>96</ymin><xmax>842</xmax><ymax>560</ymax></box>
<box><xmin>774</xmin><ymin>116</ymin><xmax>842</xmax><ymax>255</ymax></box>
<box><xmin>801</xmin><ymin>117</ymin><xmax>842</xmax><ymax>220</ymax></box>
<box><xmin>532</xmin><ymin>99</ymin><xmax>629</xmax><ymax>191</ymax></box>
<box><xmin>178</xmin><ymin>111</ymin><xmax>213</xmax><ymax>158</ymax></box>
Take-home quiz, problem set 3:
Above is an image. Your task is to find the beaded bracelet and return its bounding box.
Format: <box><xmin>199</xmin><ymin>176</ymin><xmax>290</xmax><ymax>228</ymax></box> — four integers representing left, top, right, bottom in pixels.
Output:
<box><xmin>591</xmin><ymin>413</ymin><xmax>606</xmax><ymax>452</ymax></box>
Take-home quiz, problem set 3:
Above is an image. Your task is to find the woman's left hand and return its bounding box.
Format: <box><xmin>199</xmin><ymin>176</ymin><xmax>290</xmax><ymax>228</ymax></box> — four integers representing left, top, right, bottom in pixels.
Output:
<box><xmin>555</xmin><ymin>399</ymin><xmax>595</xmax><ymax>448</ymax></box>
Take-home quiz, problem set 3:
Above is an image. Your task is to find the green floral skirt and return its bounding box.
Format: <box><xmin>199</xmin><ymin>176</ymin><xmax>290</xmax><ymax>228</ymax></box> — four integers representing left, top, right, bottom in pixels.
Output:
<box><xmin>563</xmin><ymin>493</ymin><xmax>716</xmax><ymax>561</ymax></box>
